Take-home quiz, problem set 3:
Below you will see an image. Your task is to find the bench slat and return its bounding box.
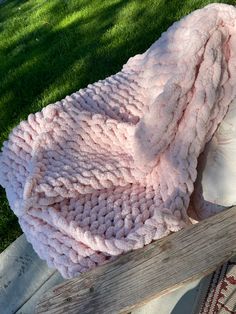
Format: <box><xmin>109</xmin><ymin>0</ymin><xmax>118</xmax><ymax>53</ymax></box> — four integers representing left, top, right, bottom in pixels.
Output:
<box><xmin>0</xmin><ymin>235</ymin><xmax>55</xmax><ymax>314</ymax></box>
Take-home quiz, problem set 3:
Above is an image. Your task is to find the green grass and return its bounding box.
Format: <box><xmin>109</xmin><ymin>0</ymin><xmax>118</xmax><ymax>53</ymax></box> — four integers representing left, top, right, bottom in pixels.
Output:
<box><xmin>0</xmin><ymin>0</ymin><xmax>235</xmax><ymax>252</ymax></box>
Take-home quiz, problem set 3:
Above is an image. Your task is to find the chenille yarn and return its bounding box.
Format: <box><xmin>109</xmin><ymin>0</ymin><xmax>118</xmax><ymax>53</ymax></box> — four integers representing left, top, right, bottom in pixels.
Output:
<box><xmin>1</xmin><ymin>3</ymin><xmax>236</xmax><ymax>278</ymax></box>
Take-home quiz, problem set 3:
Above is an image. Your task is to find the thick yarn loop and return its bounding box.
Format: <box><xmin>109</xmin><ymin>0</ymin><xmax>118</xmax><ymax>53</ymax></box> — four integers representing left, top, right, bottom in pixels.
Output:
<box><xmin>1</xmin><ymin>4</ymin><xmax>236</xmax><ymax>278</ymax></box>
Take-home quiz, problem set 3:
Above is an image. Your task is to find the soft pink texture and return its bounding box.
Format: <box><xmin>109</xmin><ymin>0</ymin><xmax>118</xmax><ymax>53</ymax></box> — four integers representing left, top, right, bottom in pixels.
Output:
<box><xmin>1</xmin><ymin>3</ymin><xmax>236</xmax><ymax>278</ymax></box>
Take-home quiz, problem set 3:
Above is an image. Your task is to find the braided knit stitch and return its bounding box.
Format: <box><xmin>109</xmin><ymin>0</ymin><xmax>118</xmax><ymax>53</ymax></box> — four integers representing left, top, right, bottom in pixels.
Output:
<box><xmin>1</xmin><ymin>3</ymin><xmax>236</xmax><ymax>278</ymax></box>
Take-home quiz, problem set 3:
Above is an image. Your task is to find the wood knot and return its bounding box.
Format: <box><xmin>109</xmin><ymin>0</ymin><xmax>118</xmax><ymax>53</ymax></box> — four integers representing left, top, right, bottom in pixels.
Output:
<box><xmin>66</xmin><ymin>297</ymin><xmax>72</xmax><ymax>302</ymax></box>
<box><xmin>159</xmin><ymin>241</ymin><xmax>172</xmax><ymax>252</ymax></box>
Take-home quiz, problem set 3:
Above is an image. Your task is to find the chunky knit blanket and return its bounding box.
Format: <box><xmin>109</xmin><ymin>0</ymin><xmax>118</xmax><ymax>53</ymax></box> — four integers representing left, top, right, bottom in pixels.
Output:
<box><xmin>1</xmin><ymin>3</ymin><xmax>236</xmax><ymax>278</ymax></box>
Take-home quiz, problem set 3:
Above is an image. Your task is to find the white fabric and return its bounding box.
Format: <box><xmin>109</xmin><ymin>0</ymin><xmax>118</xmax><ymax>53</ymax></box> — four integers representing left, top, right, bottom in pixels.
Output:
<box><xmin>199</xmin><ymin>99</ymin><xmax>236</xmax><ymax>207</ymax></box>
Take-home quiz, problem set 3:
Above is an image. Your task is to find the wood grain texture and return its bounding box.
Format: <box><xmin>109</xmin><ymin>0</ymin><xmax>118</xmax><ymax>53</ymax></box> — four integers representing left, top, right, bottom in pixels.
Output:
<box><xmin>0</xmin><ymin>235</ymin><xmax>56</xmax><ymax>314</ymax></box>
<box><xmin>17</xmin><ymin>272</ymin><xmax>64</xmax><ymax>314</ymax></box>
<box><xmin>36</xmin><ymin>206</ymin><xmax>236</xmax><ymax>314</ymax></box>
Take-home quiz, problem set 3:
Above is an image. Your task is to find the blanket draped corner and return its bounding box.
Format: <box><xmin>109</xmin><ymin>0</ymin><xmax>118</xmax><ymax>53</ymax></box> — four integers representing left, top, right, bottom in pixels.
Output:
<box><xmin>1</xmin><ymin>3</ymin><xmax>236</xmax><ymax>278</ymax></box>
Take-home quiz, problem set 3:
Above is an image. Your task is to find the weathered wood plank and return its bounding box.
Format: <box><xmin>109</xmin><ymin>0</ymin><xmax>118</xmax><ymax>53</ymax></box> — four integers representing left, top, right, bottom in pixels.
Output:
<box><xmin>36</xmin><ymin>206</ymin><xmax>236</xmax><ymax>314</ymax></box>
<box><xmin>0</xmin><ymin>234</ymin><xmax>56</xmax><ymax>314</ymax></box>
<box><xmin>16</xmin><ymin>272</ymin><xmax>64</xmax><ymax>314</ymax></box>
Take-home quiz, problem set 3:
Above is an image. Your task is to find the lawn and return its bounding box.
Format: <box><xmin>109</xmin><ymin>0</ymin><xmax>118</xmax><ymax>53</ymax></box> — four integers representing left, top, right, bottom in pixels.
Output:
<box><xmin>0</xmin><ymin>0</ymin><xmax>235</xmax><ymax>252</ymax></box>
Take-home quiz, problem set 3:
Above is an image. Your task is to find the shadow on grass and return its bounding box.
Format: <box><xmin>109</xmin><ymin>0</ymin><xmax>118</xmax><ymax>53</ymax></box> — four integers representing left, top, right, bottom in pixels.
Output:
<box><xmin>0</xmin><ymin>187</ymin><xmax>21</xmax><ymax>252</ymax></box>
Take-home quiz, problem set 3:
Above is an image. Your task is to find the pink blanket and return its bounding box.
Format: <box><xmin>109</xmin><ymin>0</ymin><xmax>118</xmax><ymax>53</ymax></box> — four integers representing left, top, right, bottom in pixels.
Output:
<box><xmin>1</xmin><ymin>3</ymin><xmax>236</xmax><ymax>278</ymax></box>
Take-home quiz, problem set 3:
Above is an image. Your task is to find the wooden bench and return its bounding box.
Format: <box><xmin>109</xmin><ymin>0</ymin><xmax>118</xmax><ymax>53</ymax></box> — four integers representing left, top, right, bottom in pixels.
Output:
<box><xmin>33</xmin><ymin>206</ymin><xmax>236</xmax><ymax>314</ymax></box>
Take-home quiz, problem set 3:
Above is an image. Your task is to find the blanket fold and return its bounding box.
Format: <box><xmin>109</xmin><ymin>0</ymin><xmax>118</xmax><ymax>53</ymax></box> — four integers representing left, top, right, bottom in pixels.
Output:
<box><xmin>1</xmin><ymin>3</ymin><xmax>236</xmax><ymax>278</ymax></box>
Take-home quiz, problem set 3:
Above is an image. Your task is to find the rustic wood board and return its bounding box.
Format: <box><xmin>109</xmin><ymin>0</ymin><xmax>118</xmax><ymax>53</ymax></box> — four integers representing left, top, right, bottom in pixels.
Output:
<box><xmin>36</xmin><ymin>206</ymin><xmax>236</xmax><ymax>314</ymax></box>
<box><xmin>16</xmin><ymin>272</ymin><xmax>64</xmax><ymax>314</ymax></box>
<box><xmin>0</xmin><ymin>234</ymin><xmax>56</xmax><ymax>314</ymax></box>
